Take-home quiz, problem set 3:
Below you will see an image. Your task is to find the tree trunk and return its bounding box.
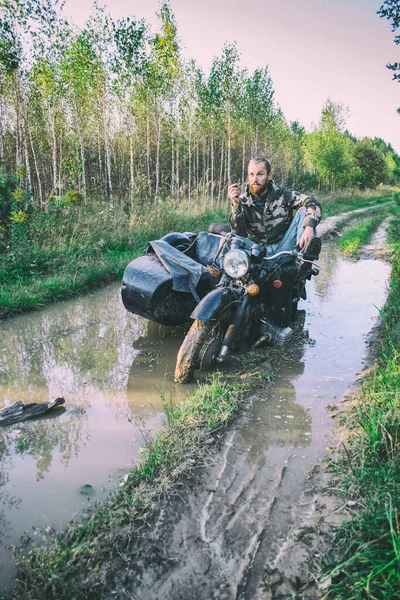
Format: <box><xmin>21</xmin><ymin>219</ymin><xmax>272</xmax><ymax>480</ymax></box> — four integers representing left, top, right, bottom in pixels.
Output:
<box><xmin>187</xmin><ymin>121</ymin><xmax>192</xmax><ymax>208</ymax></box>
<box><xmin>22</xmin><ymin>107</ymin><xmax>32</xmax><ymax>193</ymax></box>
<box><xmin>15</xmin><ymin>90</ymin><xmax>21</xmax><ymax>172</ymax></box>
<box><xmin>255</xmin><ymin>124</ymin><xmax>259</xmax><ymax>155</ymax></box>
<box><xmin>242</xmin><ymin>126</ymin><xmax>246</xmax><ymax>183</ymax></box>
<box><xmin>29</xmin><ymin>129</ymin><xmax>43</xmax><ymax>208</ymax></box>
<box><xmin>176</xmin><ymin>106</ymin><xmax>180</xmax><ymax>202</ymax></box>
<box><xmin>58</xmin><ymin>137</ymin><xmax>63</xmax><ymax>196</ymax></box>
<box><xmin>98</xmin><ymin>125</ymin><xmax>103</xmax><ymax>185</ymax></box>
<box><xmin>103</xmin><ymin>92</ymin><xmax>113</xmax><ymax>208</ymax></box>
<box><xmin>203</xmin><ymin>137</ymin><xmax>207</xmax><ymax>209</ymax></box>
<box><xmin>0</xmin><ymin>94</ymin><xmax>4</xmax><ymax>169</ymax></box>
<box><xmin>211</xmin><ymin>125</ymin><xmax>214</xmax><ymax>210</ymax></box>
<box><xmin>176</xmin><ymin>142</ymin><xmax>180</xmax><ymax>202</ymax></box>
<box><xmin>217</xmin><ymin>136</ymin><xmax>225</xmax><ymax>208</ymax></box>
<box><xmin>146</xmin><ymin>93</ymin><xmax>151</xmax><ymax>190</ymax></box>
<box><xmin>49</xmin><ymin>109</ymin><xmax>57</xmax><ymax>194</ymax></box>
<box><xmin>171</xmin><ymin>127</ymin><xmax>175</xmax><ymax>198</ymax></box>
<box><xmin>196</xmin><ymin>137</ymin><xmax>199</xmax><ymax>204</ymax></box>
<box><xmin>78</xmin><ymin>128</ymin><xmax>87</xmax><ymax>198</ymax></box>
<box><xmin>129</xmin><ymin>133</ymin><xmax>134</xmax><ymax>205</ymax></box>
<box><xmin>155</xmin><ymin>113</ymin><xmax>161</xmax><ymax>195</ymax></box>
<box><xmin>227</xmin><ymin>111</ymin><xmax>231</xmax><ymax>186</ymax></box>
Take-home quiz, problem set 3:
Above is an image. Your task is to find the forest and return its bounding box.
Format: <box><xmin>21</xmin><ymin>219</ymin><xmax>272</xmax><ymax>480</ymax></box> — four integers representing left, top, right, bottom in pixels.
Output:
<box><xmin>0</xmin><ymin>0</ymin><xmax>399</xmax><ymax>320</ymax></box>
<box><xmin>1</xmin><ymin>0</ymin><xmax>400</xmax><ymax>225</ymax></box>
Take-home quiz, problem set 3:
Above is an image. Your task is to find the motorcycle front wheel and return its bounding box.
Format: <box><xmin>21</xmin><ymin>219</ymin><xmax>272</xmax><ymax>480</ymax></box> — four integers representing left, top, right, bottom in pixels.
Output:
<box><xmin>174</xmin><ymin>320</ymin><xmax>223</xmax><ymax>383</ymax></box>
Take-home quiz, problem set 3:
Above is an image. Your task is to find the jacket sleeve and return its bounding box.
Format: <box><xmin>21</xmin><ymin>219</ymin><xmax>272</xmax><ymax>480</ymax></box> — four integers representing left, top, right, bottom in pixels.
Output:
<box><xmin>229</xmin><ymin>201</ymin><xmax>248</xmax><ymax>237</ymax></box>
<box><xmin>286</xmin><ymin>189</ymin><xmax>322</xmax><ymax>229</ymax></box>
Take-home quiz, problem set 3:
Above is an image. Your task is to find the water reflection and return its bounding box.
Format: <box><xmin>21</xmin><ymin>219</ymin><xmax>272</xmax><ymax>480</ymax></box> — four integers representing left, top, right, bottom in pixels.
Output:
<box><xmin>0</xmin><ymin>285</ymin><xmax>194</xmax><ymax>589</ymax></box>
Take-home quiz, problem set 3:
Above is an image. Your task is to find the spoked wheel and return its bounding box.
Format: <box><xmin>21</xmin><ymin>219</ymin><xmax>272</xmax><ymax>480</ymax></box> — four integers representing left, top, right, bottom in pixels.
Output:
<box><xmin>174</xmin><ymin>320</ymin><xmax>224</xmax><ymax>383</ymax></box>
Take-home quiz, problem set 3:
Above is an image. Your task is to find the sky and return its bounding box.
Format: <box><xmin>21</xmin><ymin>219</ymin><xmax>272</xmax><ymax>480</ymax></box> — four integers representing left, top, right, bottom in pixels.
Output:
<box><xmin>64</xmin><ymin>0</ymin><xmax>400</xmax><ymax>153</ymax></box>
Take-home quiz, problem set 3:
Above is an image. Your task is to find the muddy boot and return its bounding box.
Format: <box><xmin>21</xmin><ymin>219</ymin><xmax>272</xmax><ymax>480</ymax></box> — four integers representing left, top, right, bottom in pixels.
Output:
<box><xmin>254</xmin><ymin>319</ymin><xmax>293</xmax><ymax>348</ymax></box>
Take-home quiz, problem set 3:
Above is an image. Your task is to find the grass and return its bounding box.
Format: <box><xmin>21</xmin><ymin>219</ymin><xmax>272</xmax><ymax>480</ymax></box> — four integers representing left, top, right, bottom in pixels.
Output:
<box><xmin>320</xmin><ymin>197</ymin><xmax>400</xmax><ymax>599</ymax></box>
<box><xmin>338</xmin><ymin>214</ymin><xmax>387</xmax><ymax>256</ymax></box>
<box><xmin>0</xmin><ymin>189</ymin><xmax>394</xmax><ymax>320</ymax></box>
<box><xmin>6</xmin><ymin>361</ymin><xmax>272</xmax><ymax>600</ymax></box>
<box><xmin>0</xmin><ymin>204</ymin><xmax>227</xmax><ymax>320</ymax></box>
<box><xmin>318</xmin><ymin>188</ymin><xmax>393</xmax><ymax>217</ymax></box>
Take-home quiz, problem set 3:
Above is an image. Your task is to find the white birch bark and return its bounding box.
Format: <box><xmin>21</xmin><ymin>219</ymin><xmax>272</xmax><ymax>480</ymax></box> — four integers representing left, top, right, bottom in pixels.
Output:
<box><xmin>187</xmin><ymin>120</ymin><xmax>192</xmax><ymax>208</ymax></box>
<box><xmin>217</xmin><ymin>135</ymin><xmax>224</xmax><ymax>208</ymax></box>
<box><xmin>0</xmin><ymin>95</ymin><xmax>4</xmax><ymax>168</ymax></box>
<box><xmin>103</xmin><ymin>93</ymin><xmax>113</xmax><ymax>208</ymax></box>
<box><xmin>155</xmin><ymin>113</ymin><xmax>161</xmax><ymax>195</ymax></box>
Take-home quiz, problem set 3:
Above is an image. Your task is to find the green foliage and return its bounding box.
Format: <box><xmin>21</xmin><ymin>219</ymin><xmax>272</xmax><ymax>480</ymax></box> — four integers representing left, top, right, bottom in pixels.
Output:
<box><xmin>0</xmin><ymin>168</ymin><xmax>18</xmax><ymax>227</ymax></box>
<box><xmin>306</xmin><ymin>99</ymin><xmax>355</xmax><ymax>191</ymax></box>
<box><xmin>10</xmin><ymin>209</ymin><xmax>28</xmax><ymax>225</ymax></box>
<box><xmin>63</xmin><ymin>189</ymin><xmax>84</xmax><ymax>206</ymax></box>
<box><xmin>353</xmin><ymin>138</ymin><xmax>387</xmax><ymax>189</ymax></box>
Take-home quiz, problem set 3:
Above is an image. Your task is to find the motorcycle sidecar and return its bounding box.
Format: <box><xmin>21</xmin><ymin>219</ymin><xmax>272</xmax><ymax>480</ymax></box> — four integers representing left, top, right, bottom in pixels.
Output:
<box><xmin>121</xmin><ymin>232</ymin><xmax>225</xmax><ymax>327</ymax></box>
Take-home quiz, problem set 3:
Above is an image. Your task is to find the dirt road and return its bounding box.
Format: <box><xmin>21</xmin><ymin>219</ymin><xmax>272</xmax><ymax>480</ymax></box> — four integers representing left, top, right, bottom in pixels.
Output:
<box><xmin>106</xmin><ymin>224</ymin><xmax>390</xmax><ymax>600</ymax></box>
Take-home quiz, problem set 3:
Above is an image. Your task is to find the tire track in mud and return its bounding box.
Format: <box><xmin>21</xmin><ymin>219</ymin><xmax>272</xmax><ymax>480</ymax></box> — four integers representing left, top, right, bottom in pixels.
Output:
<box><xmin>116</xmin><ymin>236</ymin><xmax>391</xmax><ymax>600</ymax></box>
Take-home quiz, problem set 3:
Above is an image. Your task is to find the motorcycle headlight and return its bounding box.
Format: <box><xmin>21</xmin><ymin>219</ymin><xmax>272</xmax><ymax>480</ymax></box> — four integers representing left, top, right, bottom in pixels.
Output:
<box><xmin>223</xmin><ymin>249</ymin><xmax>250</xmax><ymax>278</ymax></box>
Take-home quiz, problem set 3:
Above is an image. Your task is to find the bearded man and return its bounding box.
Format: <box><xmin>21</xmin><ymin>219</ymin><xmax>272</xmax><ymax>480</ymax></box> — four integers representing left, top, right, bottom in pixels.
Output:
<box><xmin>228</xmin><ymin>157</ymin><xmax>322</xmax><ymax>259</ymax></box>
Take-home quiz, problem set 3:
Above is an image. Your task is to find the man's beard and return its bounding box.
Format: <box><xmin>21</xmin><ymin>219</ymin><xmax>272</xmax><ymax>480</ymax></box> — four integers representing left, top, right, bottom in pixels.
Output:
<box><xmin>249</xmin><ymin>182</ymin><xmax>268</xmax><ymax>197</ymax></box>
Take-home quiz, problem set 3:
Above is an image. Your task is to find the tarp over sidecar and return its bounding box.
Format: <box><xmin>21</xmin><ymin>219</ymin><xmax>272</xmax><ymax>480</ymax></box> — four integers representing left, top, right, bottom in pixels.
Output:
<box><xmin>121</xmin><ymin>232</ymin><xmax>226</xmax><ymax>326</ymax></box>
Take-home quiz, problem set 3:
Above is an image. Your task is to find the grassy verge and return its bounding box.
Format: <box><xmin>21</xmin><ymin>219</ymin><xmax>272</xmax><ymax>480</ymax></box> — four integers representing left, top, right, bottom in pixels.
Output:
<box><xmin>0</xmin><ymin>205</ymin><xmax>226</xmax><ymax>320</ymax></box>
<box><xmin>338</xmin><ymin>214</ymin><xmax>387</xmax><ymax>256</ymax></box>
<box><xmin>321</xmin><ymin>197</ymin><xmax>400</xmax><ymax>598</ymax></box>
<box><xmin>1</xmin><ymin>188</ymin><xmax>394</xmax><ymax>321</ymax></box>
<box><xmin>7</xmin><ymin>358</ymin><xmax>271</xmax><ymax>600</ymax></box>
<box><xmin>319</xmin><ymin>188</ymin><xmax>393</xmax><ymax>217</ymax></box>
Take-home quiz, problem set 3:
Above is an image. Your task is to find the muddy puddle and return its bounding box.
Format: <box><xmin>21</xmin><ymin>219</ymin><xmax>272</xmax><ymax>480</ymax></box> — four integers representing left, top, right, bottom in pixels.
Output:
<box><xmin>0</xmin><ymin>288</ymin><xmax>198</xmax><ymax>589</ymax></box>
<box><xmin>0</xmin><ymin>237</ymin><xmax>391</xmax><ymax>595</ymax></box>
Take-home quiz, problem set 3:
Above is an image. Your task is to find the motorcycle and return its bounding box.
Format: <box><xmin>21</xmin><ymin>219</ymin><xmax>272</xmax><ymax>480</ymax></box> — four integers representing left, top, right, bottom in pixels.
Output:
<box><xmin>121</xmin><ymin>229</ymin><xmax>320</xmax><ymax>383</ymax></box>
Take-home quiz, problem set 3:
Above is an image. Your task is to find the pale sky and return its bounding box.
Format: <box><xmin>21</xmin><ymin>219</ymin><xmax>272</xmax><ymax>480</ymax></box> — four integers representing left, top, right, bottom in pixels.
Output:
<box><xmin>64</xmin><ymin>0</ymin><xmax>400</xmax><ymax>153</ymax></box>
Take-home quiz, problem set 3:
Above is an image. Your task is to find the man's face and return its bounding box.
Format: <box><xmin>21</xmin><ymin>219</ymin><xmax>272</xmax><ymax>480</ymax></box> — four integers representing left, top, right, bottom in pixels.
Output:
<box><xmin>248</xmin><ymin>161</ymin><xmax>271</xmax><ymax>196</ymax></box>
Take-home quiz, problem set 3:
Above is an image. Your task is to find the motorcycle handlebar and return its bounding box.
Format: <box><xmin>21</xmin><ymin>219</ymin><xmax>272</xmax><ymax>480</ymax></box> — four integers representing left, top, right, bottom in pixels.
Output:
<box><xmin>262</xmin><ymin>249</ymin><xmax>319</xmax><ymax>267</ymax></box>
<box><xmin>218</xmin><ymin>234</ymin><xmax>320</xmax><ymax>267</ymax></box>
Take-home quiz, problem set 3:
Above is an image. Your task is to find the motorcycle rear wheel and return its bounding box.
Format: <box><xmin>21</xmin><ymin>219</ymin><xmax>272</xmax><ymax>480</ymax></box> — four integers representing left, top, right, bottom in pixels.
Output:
<box><xmin>174</xmin><ymin>320</ymin><xmax>221</xmax><ymax>383</ymax></box>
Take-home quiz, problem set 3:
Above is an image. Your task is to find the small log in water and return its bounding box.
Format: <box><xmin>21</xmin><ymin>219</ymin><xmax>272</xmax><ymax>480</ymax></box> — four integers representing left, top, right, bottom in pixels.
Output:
<box><xmin>0</xmin><ymin>398</ymin><xmax>65</xmax><ymax>426</ymax></box>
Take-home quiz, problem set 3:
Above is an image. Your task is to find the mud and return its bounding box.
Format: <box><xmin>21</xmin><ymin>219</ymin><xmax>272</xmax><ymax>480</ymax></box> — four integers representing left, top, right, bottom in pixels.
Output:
<box><xmin>104</xmin><ymin>238</ymin><xmax>390</xmax><ymax>600</ymax></box>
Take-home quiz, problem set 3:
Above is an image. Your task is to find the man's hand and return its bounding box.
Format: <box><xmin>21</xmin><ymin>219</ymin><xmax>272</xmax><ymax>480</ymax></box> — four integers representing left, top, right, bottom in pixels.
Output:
<box><xmin>298</xmin><ymin>226</ymin><xmax>314</xmax><ymax>251</ymax></box>
<box><xmin>228</xmin><ymin>183</ymin><xmax>240</xmax><ymax>207</ymax></box>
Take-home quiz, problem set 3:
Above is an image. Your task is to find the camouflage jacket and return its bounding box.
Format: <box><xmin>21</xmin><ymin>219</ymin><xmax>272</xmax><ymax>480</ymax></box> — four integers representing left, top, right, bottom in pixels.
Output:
<box><xmin>229</xmin><ymin>181</ymin><xmax>322</xmax><ymax>245</ymax></box>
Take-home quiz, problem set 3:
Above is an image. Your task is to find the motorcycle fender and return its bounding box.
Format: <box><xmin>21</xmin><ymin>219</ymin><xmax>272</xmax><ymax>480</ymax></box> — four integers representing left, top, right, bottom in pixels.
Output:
<box><xmin>191</xmin><ymin>287</ymin><xmax>240</xmax><ymax>323</ymax></box>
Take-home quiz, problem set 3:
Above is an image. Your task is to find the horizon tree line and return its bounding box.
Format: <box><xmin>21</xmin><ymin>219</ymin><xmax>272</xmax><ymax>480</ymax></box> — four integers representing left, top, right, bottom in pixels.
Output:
<box><xmin>0</xmin><ymin>0</ymin><xmax>399</xmax><ymax>215</ymax></box>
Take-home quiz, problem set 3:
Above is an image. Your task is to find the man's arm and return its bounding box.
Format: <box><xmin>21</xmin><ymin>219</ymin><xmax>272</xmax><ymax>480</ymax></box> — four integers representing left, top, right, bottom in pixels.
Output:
<box><xmin>228</xmin><ymin>183</ymin><xmax>247</xmax><ymax>236</ymax></box>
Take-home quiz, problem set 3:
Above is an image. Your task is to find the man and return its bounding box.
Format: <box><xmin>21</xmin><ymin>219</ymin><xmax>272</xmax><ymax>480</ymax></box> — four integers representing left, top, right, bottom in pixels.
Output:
<box><xmin>228</xmin><ymin>157</ymin><xmax>322</xmax><ymax>259</ymax></box>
